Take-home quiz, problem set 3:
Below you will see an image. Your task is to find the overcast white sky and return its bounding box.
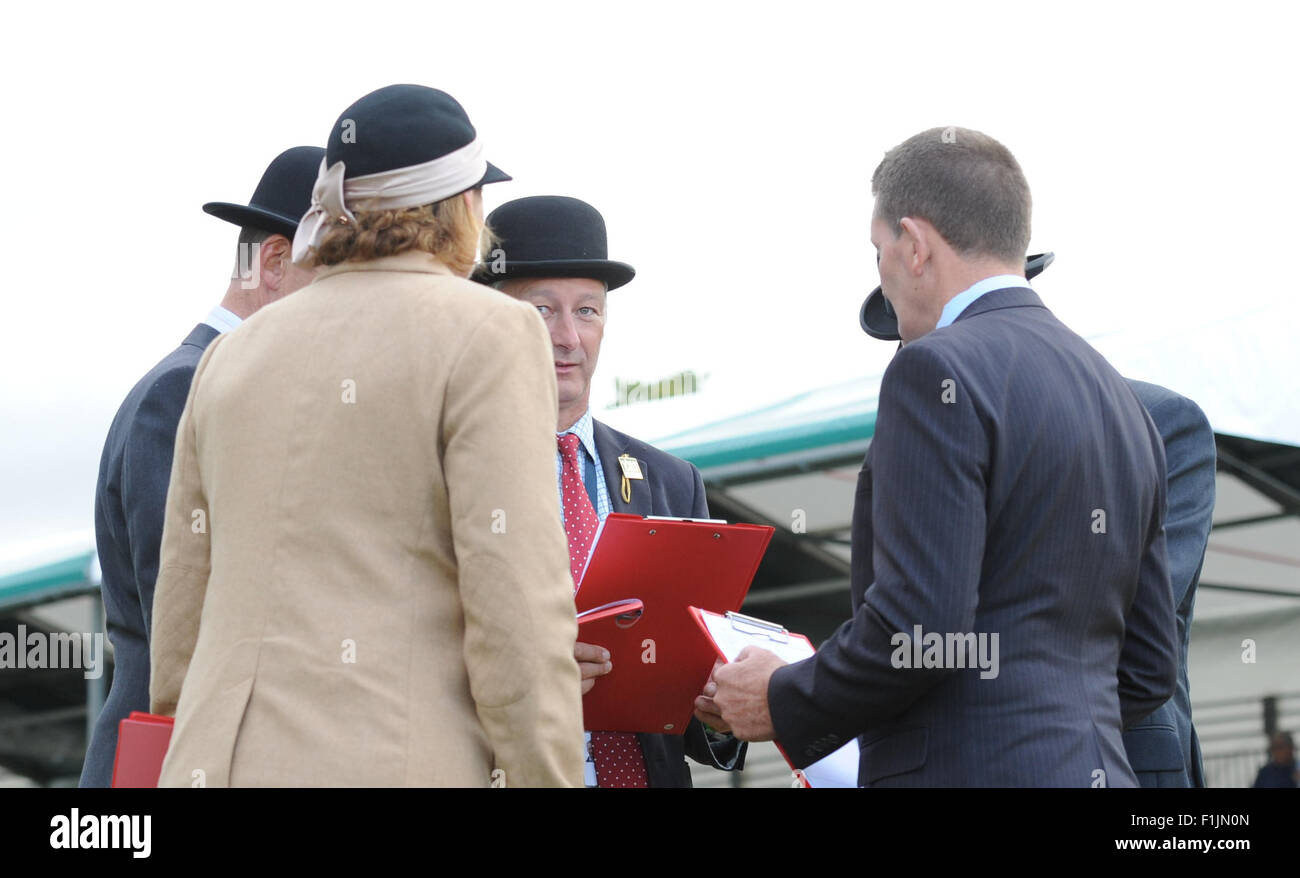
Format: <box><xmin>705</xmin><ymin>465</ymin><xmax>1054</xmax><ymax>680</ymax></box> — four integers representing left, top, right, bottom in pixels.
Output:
<box><xmin>2</xmin><ymin>0</ymin><xmax>1297</xmax><ymax>568</ymax></box>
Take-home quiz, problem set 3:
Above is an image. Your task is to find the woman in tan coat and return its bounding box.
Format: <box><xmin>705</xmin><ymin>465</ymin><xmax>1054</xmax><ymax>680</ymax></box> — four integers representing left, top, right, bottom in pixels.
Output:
<box><xmin>149</xmin><ymin>85</ymin><xmax>584</xmax><ymax>787</ymax></box>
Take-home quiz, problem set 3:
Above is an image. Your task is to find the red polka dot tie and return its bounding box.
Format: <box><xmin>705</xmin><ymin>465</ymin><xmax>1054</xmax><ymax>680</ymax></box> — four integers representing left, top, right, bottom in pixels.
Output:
<box><xmin>558</xmin><ymin>433</ymin><xmax>649</xmax><ymax>788</ymax></box>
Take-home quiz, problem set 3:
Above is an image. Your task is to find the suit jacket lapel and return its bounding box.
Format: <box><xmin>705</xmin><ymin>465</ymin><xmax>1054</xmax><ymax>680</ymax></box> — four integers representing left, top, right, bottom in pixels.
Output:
<box><xmin>593</xmin><ymin>419</ymin><xmax>652</xmax><ymax>516</ymax></box>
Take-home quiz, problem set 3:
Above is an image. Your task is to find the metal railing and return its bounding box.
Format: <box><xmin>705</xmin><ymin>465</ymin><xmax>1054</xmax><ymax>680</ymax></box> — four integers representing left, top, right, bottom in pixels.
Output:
<box><xmin>1195</xmin><ymin>691</ymin><xmax>1300</xmax><ymax>788</ymax></box>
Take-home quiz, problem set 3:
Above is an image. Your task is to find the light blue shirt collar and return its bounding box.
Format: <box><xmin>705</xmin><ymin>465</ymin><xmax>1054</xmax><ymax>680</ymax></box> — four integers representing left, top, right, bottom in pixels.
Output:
<box><xmin>936</xmin><ymin>274</ymin><xmax>1029</xmax><ymax>329</ymax></box>
<box><xmin>557</xmin><ymin>409</ymin><xmax>598</xmax><ymax>462</ymax></box>
<box><xmin>203</xmin><ymin>305</ymin><xmax>243</xmax><ymax>334</ymax></box>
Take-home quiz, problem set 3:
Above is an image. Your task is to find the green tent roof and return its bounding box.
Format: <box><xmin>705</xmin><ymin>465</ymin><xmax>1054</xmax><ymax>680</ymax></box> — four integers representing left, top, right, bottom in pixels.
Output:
<box><xmin>0</xmin><ymin>549</ymin><xmax>97</xmax><ymax>611</ymax></box>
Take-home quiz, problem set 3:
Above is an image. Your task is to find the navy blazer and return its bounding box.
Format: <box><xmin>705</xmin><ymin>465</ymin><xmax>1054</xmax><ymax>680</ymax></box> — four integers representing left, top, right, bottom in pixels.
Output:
<box><xmin>768</xmin><ymin>288</ymin><xmax>1177</xmax><ymax>787</ymax></box>
<box><xmin>1121</xmin><ymin>380</ymin><xmax>1215</xmax><ymax>788</ymax></box>
<box><xmin>80</xmin><ymin>323</ymin><xmax>219</xmax><ymax>787</ymax></box>
<box><xmin>591</xmin><ymin>419</ymin><xmax>746</xmax><ymax>787</ymax></box>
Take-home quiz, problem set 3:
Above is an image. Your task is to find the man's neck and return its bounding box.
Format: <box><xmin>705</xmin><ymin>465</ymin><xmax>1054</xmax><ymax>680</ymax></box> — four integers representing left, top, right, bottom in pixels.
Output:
<box><xmin>937</xmin><ymin>259</ymin><xmax>1025</xmax><ymax>311</ymax></box>
<box><xmin>219</xmin><ymin>280</ymin><xmax>259</xmax><ymax>320</ymax></box>
<box><xmin>557</xmin><ymin>404</ymin><xmax>589</xmax><ymax>433</ymax></box>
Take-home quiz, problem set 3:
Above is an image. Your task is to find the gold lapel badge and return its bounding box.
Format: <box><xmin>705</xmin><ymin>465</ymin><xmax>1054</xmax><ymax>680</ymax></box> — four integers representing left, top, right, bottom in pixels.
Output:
<box><xmin>617</xmin><ymin>454</ymin><xmax>644</xmax><ymax>504</ymax></box>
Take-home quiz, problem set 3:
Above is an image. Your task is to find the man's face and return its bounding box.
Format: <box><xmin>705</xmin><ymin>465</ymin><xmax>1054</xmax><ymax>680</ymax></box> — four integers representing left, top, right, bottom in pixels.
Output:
<box><xmin>506</xmin><ymin>277</ymin><xmax>607</xmax><ymax>414</ymax></box>
<box><xmin>871</xmin><ymin>214</ymin><xmax>914</xmax><ymax>340</ymax></box>
<box><xmin>873</xmin><ymin>214</ymin><xmax>946</xmax><ymax>345</ymax></box>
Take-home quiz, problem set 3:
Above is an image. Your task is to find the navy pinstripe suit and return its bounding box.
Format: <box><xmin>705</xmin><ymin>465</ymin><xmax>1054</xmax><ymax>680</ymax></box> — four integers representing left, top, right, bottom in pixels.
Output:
<box><xmin>81</xmin><ymin>323</ymin><xmax>220</xmax><ymax>787</ymax></box>
<box><xmin>769</xmin><ymin>287</ymin><xmax>1178</xmax><ymax>787</ymax></box>
<box><xmin>1121</xmin><ymin>380</ymin><xmax>1215</xmax><ymax>787</ymax></box>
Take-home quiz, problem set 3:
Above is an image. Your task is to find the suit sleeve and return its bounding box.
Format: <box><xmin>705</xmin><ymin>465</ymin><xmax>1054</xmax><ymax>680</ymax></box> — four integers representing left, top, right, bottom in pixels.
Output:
<box><xmin>1117</xmin><ymin>416</ymin><xmax>1179</xmax><ymax>729</ymax></box>
<box><xmin>768</xmin><ymin>342</ymin><xmax>988</xmax><ymax>766</ymax></box>
<box><xmin>121</xmin><ymin>365</ymin><xmax>194</xmax><ymax>644</ymax></box>
<box><xmin>1147</xmin><ymin>393</ymin><xmax>1215</xmax><ymax>642</ymax></box>
<box><xmin>684</xmin><ymin>719</ymin><xmax>747</xmax><ymax>771</ymax></box>
<box><xmin>442</xmin><ymin>302</ymin><xmax>585</xmax><ymax>788</ymax></box>
<box><xmin>149</xmin><ymin>337</ymin><xmax>224</xmax><ymax>717</ymax></box>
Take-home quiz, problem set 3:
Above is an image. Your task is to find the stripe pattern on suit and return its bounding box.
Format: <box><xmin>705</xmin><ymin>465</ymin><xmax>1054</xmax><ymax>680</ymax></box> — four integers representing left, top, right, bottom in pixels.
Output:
<box><xmin>81</xmin><ymin>323</ymin><xmax>220</xmax><ymax>787</ymax></box>
<box><xmin>1121</xmin><ymin>379</ymin><xmax>1215</xmax><ymax>787</ymax></box>
<box><xmin>768</xmin><ymin>287</ymin><xmax>1178</xmax><ymax>787</ymax></box>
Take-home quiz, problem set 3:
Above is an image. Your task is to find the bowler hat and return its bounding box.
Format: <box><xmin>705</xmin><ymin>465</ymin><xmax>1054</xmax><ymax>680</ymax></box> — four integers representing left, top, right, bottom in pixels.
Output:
<box><xmin>859</xmin><ymin>252</ymin><xmax>1055</xmax><ymax>340</ymax></box>
<box><xmin>473</xmin><ymin>196</ymin><xmax>635</xmax><ymax>290</ymax></box>
<box><xmin>203</xmin><ymin>146</ymin><xmax>326</xmax><ymax>240</ymax></box>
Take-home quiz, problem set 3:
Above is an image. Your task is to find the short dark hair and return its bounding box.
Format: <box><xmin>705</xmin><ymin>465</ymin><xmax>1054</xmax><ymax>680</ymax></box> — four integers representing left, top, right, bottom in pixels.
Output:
<box><xmin>871</xmin><ymin>127</ymin><xmax>1031</xmax><ymax>264</ymax></box>
<box><xmin>236</xmin><ymin>225</ymin><xmax>273</xmax><ymax>254</ymax></box>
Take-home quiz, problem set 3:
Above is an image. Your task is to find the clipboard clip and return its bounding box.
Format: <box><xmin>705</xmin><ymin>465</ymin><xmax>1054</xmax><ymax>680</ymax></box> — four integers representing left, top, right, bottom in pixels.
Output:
<box><xmin>725</xmin><ymin>610</ymin><xmax>789</xmax><ymax>644</ymax></box>
<box><xmin>577</xmin><ymin>599</ymin><xmax>644</xmax><ymax>629</ymax></box>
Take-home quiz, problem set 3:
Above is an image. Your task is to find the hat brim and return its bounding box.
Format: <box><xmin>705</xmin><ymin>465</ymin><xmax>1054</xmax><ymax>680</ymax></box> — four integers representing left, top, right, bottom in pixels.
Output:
<box><xmin>207</xmin><ymin>161</ymin><xmax>511</xmax><ymax>238</ymax></box>
<box><xmin>203</xmin><ymin>202</ymin><xmax>300</xmax><ymax>241</ymax></box>
<box><xmin>477</xmin><ymin>161</ymin><xmax>512</xmax><ymax>188</ymax></box>
<box><xmin>473</xmin><ymin>259</ymin><xmax>635</xmax><ymax>291</ymax></box>
<box><xmin>859</xmin><ymin>286</ymin><xmax>901</xmax><ymax>340</ymax></box>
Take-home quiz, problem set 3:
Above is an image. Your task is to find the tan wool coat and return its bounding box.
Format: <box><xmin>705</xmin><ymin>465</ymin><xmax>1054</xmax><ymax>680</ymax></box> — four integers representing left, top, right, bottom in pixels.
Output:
<box><xmin>149</xmin><ymin>251</ymin><xmax>584</xmax><ymax>787</ymax></box>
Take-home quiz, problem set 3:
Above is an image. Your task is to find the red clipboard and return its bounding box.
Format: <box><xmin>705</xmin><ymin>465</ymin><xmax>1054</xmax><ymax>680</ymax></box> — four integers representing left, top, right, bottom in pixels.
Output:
<box><xmin>574</xmin><ymin>513</ymin><xmax>774</xmax><ymax>734</ymax></box>
<box><xmin>110</xmin><ymin>711</ymin><xmax>174</xmax><ymax>788</ymax></box>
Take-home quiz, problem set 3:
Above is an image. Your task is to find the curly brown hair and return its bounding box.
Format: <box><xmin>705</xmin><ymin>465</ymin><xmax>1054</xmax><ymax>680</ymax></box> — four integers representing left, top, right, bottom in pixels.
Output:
<box><xmin>307</xmin><ymin>191</ymin><xmax>492</xmax><ymax>276</ymax></box>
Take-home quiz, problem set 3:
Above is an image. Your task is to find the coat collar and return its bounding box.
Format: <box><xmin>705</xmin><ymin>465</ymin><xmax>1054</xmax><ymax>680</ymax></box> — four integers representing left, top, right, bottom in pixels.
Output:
<box><xmin>182</xmin><ymin>323</ymin><xmax>220</xmax><ymax>351</ymax></box>
<box><xmin>952</xmin><ymin>285</ymin><xmax>1044</xmax><ymax>324</ymax></box>
<box><xmin>592</xmin><ymin>419</ymin><xmax>651</xmax><ymax>516</ymax></box>
<box><xmin>313</xmin><ymin>251</ymin><xmax>455</xmax><ymax>283</ymax></box>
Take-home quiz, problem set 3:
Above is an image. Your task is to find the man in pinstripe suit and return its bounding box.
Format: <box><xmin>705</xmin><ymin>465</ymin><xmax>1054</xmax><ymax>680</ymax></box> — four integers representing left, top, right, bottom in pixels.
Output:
<box><xmin>704</xmin><ymin>127</ymin><xmax>1178</xmax><ymax>786</ymax></box>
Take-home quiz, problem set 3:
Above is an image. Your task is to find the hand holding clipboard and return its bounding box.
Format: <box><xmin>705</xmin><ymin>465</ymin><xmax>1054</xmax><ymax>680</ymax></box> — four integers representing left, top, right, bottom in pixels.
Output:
<box><xmin>690</xmin><ymin>607</ymin><xmax>859</xmax><ymax>788</ymax></box>
<box><xmin>573</xmin><ymin>514</ymin><xmax>773</xmax><ymax>734</ymax></box>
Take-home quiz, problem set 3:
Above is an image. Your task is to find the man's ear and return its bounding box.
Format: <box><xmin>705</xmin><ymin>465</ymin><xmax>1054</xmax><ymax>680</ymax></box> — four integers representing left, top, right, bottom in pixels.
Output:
<box><xmin>258</xmin><ymin>235</ymin><xmax>292</xmax><ymax>291</ymax></box>
<box><xmin>897</xmin><ymin>217</ymin><xmax>930</xmax><ymax>277</ymax></box>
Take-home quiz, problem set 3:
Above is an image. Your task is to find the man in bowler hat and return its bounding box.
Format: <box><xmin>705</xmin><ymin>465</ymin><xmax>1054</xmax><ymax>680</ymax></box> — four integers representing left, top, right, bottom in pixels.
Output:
<box><xmin>81</xmin><ymin>145</ymin><xmax>324</xmax><ymax>786</ymax></box>
<box><xmin>476</xmin><ymin>195</ymin><xmax>746</xmax><ymax>787</ymax></box>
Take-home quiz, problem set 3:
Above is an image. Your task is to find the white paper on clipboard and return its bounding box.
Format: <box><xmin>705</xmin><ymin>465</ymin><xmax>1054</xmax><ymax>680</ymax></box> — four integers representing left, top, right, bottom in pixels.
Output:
<box><xmin>695</xmin><ymin>609</ymin><xmax>859</xmax><ymax>788</ymax></box>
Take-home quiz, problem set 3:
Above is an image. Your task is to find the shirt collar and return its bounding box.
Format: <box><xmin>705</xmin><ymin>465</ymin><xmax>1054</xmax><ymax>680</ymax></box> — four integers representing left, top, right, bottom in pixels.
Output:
<box><xmin>558</xmin><ymin>409</ymin><xmax>597</xmax><ymax>461</ymax></box>
<box><xmin>936</xmin><ymin>274</ymin><xmax>1029</xmax><ymax>329</ymax></box>
<box><xmin>203</xmin><ymin>305</ymin><xmax>243</xmax><ymax>334</ymax></box>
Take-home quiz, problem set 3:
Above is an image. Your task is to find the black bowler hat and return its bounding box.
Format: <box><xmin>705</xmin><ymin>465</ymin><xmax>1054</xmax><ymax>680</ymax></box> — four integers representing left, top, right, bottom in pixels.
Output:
<box><xmin>473</xmin><ymin>196</ymin><xmax>635</xmax><ymax>290</ymax></box>
<box><xmin>325</xmin><ymin>84</ymin><xmax>509</xmax><ymax>189</ymax></box>
<box><xmin>294</xmin><ymin>85</ymin><xmax>511</xmax><ymax>262</ymax></box>
<box><xmin>859</xmin><ymin>252</ymin><xmax>1056</xmax><ymax>340</ymax></box>
<box><xmin>203</xmin><ymin>146</ymin><xmax>326</xmax><ymax>240</ymax></box>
